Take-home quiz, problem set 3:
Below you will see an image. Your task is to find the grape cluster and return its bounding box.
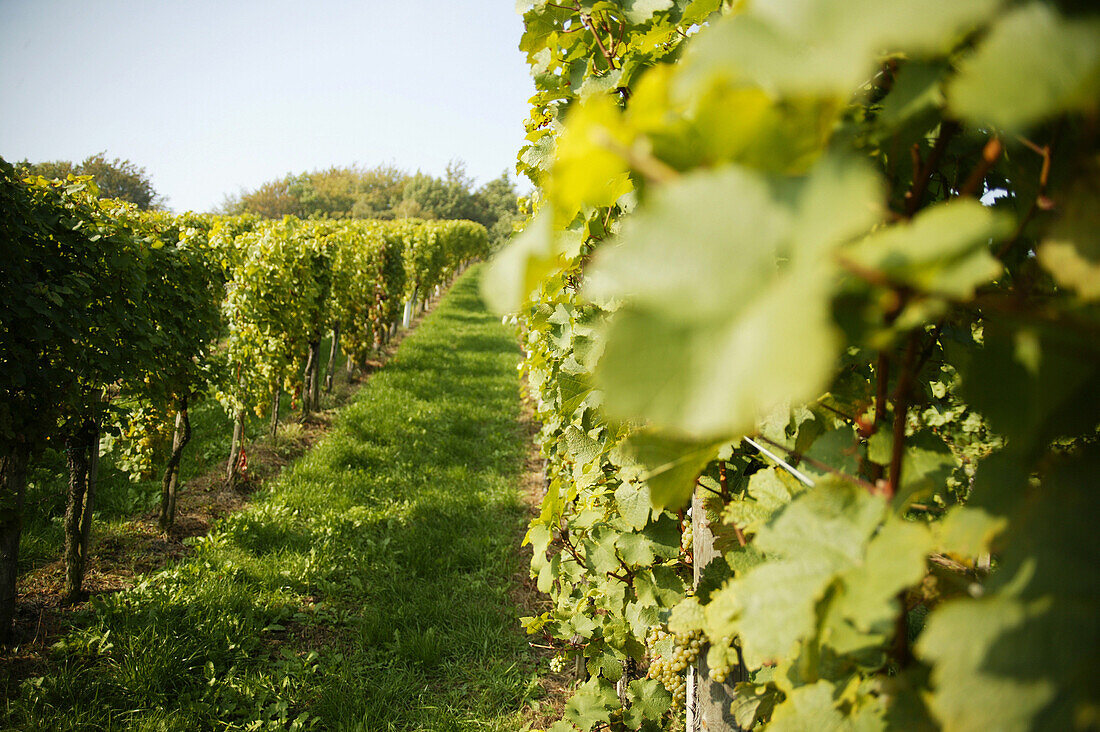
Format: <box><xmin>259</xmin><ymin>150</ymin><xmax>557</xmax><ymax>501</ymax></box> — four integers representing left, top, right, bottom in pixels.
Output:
<box><xmin>680</xmin><ymin>517</ymin><xmax>693</xmax><ymax>560</ymax></box>
<box><xmin>645</xmin><ymin>626</ymin><xmax>703</xmax><ymax>710</ymax></box>
<box><xmin>708</xmin><ymin>636</ymin><xmax>735</xmax><ymax>684</ymax></box>
<box><xmin>549</xmin><ymin>655</ymin><xmax>566</xmax><ymax>673</ymax></box>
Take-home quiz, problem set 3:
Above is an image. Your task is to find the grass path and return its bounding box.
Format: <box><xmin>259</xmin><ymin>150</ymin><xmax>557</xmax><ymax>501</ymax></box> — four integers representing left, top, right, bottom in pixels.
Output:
<box><xmin>3</xmin><ymin>266</ymin><xmax>541</xmax><ymax>731</ymax></box>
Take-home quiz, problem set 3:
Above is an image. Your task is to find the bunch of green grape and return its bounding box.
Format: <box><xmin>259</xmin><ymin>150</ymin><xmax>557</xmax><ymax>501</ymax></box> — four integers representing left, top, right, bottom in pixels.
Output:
<box><xmin>680</xmin><ymin>515</ymin><xmax>693</xmax><ymax>561</ymax></box>
<box><xmin>549</xmin><ymin>655</ymin><xmax>566</xmax><ymax>673</ymax></box>
<box><xmin>708</xmin><ymin>635</ymin><xmax>736</xmax><ymax>684</ymax></box>
<box><xmin>645</xmin><ymin>626</ymin><xmax>703</xmax><ymax>710</ymax></box>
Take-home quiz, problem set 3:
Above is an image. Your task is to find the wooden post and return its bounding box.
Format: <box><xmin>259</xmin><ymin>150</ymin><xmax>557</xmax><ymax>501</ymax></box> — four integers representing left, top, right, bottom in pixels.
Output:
<box><xmin>325</xmin><ymin>325</ymin><xmax>340</xmax><ymax>394</ymax></box>
<box><xmin>227</xmin><ymin>409</ymin><xmax>244</xmax><ymax>487</ymax></box>
<box><xmin>691</xmin><ymin>486</ymin><xmax>743</xmax><ymax>731</ymax></box>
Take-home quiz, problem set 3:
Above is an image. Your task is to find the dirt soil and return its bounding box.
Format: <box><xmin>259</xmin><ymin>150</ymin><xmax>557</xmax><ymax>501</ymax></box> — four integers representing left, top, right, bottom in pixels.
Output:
<box><xmin>511</xmin><ymin>381</ymin><xmax>574</xmax><ymax>728</ymax></box>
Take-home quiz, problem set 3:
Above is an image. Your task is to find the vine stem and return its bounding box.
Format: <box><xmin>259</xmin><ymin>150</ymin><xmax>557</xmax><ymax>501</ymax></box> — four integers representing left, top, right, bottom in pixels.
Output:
<box><xmin>959</xmin><ymin>137</ymin><xmax>1003</xmax><ymax>198</ymax></box>
<box><xmin>581</xmin><ymin>13</ymin><xmax>618</xmax><ymax>70</ymax></box>
<box><xmin>886</xmin><ymin>332</ymin><xmax>922</xmax><ymax>500</ymax></box>
<box><xmin>996</xmin><ymin>130</ymin><xmax>1058</xmax><ymax>259</ymax></box>
<box><xmin>905</xmin><ymin>121</ymin><xmax>959</xmax><ymax>218</ymax></box>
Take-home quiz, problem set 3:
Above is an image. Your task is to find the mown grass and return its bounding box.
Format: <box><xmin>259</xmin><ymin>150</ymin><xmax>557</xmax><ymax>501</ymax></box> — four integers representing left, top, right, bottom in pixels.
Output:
<box><xmin>2</xmin><ymin>266</ymin><xmax>539</xmax><ymax>731</ymax></box>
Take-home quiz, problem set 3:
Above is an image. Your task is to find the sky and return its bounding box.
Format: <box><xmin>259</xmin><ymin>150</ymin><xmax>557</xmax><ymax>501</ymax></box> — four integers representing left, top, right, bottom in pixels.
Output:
<box><xmin>0</xmin><ymin>0</ymin><xmax>535</xmax><ymax>213</ymax></box>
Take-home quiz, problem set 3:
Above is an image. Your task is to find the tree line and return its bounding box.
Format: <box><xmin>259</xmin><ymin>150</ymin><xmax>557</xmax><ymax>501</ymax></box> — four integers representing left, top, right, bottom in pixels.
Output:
<box><xmin>219</xmin><ymin>160</ymin><xmax>521</xmax><ymax>246</ymax></box>
<box><xmin>18</xmin><ymin>155</ymin><xmax>523</xmax><ymax>248</ymax></box>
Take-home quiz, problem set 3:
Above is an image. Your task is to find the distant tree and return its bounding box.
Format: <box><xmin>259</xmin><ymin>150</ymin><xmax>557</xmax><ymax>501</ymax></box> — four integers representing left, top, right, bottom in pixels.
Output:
<box><xmin>224</xmin><ymin>160</ymin><xmax>514</xmax><ymax>227</ymax></box>
<box><xmin>227</xmin><ymin>175</ymin><xmax>306</xmax><ymax>219</ymax></box>
<box><xmin>473</xmin><ymin>172</ymin><xmax>521</xmax><ymax>247</ymax></box>
<box><xmin>229</xmin><ymin>165</ymin><xmax>411</xmax><ymax>220</ymax></box>
<box><xmin>20</xmin><ymin>153</ymin><xmax>161</xmax><ymax>209</ymax></box>
<box><xmin>23</xmin><ymin>160</ymin><xmax>75</xmax><ymax>180</ymax></box>
<box><xmin>349</xmin><ymin>164</ymin><xmax>408</xmax><ymax>219</ymax></box>
<box><xmin>400</xmin><ymin>160</ymin><xmax>481</xmax><ymax>221</ymax></box>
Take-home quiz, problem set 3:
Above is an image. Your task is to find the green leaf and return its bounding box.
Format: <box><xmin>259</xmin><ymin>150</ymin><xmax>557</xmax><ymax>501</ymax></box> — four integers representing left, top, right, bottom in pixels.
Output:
<box><xmin>624</xmin><ymin>678</ymin><xmax>672</xmax><ymax>727</ymax></box>
<box><xmin>619</xmin><ymin>429</ymin><xmax>721</xmax><ymax>510</ymax></box>
<box><xmin>917</xmin><ymin>448</ymin><xmax>1100</xmax><ymax>731</ymax></box>
<box><xmin>722</xmin><ymin>466</ymin><xmax>803</xmax><ymax>536</ymax></box>
<box><xmin>768</xmin><ymin>681</ymin><xmax>848</xmax><ymax>731</ymax></box>
<box><xmin>667</xmin><ymin>596</ymin><xmax>705</xmax><ymax>635</ymax></box>
<box><xmin>614</xmin><ymin>481</ymin><xmax>654</xmax><ymax>531</ymax></box>
<box><xmin>953</xmin><ymin>319</ymin><xmax>1100</xmax><ymax>457</ymax></box>
<box><xmin>634</xmin><ymin>565</ymin><xmax>686</xmax><ymax>608</ymax></box>
<box><xmin>835</xmin><ymin>517</ymin><xmax>932</xmax><ymax>634</ymax></box>
<box><xmin>936</xmin><ymin>505</ymin><xmax>1007</xmax><ymax>561</ymax></box>
<box><xmin>564</xmin><ymin>677</ymin><xmax>620</xmax><ymax>729</ymax></box>
<box><xmin>586</xmin><ymin>640</ymin><xmax>624</xmax><ymax>682</ymax></box>
<box><xmin>706</xmin><ymin>479</ymin><xmax>885</xmax><ymax>667</ymax></box>
<box><xmin>948</xmin><ymin>3</ymin><xmax>1100</xmax><ymax>131</ymax></box>
<box><xmin>731</xmin><ymin>683</ymin><xmax>782</xmax><ymax>729</ymax></box>
<box><xmin>681</xmin><ymin>0</ymin><xmax>998</xmax><ymax>97</ymax></box>
<box><xmin>620</xmin><ymin>0</ymin><xmax>674</xmax><ymax>25</ymax></box>
<box><xmin>875</xmin><ymin>60</ymin><xmax>948</xmax><ymax>132</ymax></box>
<box><xmin>843</xmin><ymin>199</ymin><xmax>1008</xmax><ymax>300</ymax></box>
<box><xmin>587</xmin><ymin>161</ymin><xmax>880</xmax><ymax>439</ymax></box>
<box><xmin>1038</xmin><ymin>163</ymin><xmax>1100</xmax><ymax>301</ymax></box>
<box><xmin>481</xmin><ymin>213</ymin><xmax>582</xmax><ymax>313</ymax></box>
<box><xmin>616</xmin><ymin>530</ymin><xmax>656</xmax><ymax>567</ymax></box>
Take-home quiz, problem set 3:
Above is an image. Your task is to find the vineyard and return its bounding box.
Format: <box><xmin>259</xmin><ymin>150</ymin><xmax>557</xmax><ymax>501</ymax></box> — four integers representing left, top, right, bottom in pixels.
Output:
<box><xmin>2</xmin><ymin>0</ymin><xmax>1100</xmax><ymax>730</ymax></box>
<box><xmin>0</xmin><ymin>161</ymin><xmax>488</xmax><ymax>641</ymax></box>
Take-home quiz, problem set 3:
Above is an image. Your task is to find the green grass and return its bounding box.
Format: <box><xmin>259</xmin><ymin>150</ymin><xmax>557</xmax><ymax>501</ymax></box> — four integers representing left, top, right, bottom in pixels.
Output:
<box><xmin>3</xmin><ymin>266</ymin><xmax>540</xmax><ymax>730</ymax></box>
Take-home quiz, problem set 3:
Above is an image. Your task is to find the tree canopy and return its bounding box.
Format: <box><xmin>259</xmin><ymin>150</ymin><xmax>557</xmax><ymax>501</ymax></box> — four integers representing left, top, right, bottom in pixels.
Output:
<box><xmin>19</xmin><ymin>152</ymin><xmax>162</xmax><ymax>209</ymax></box>
<box><xmin>221</xmin><ymin>161</ymin><xmax>521</xmax><ymax>246</ymax></box>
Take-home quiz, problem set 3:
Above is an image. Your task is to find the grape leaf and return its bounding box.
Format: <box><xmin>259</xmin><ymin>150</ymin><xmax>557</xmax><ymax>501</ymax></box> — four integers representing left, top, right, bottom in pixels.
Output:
<box><xmin>624</xmin><ymin>678</ymin><xmax>672</xmax><ymax>727</ymax></box>
<box><xmin>937</xmin><ymin>505</ymin><xmax>1007</xmax><ymax>561</ymax></box>
<box><xmin>620</xmin><ymin>0</ymin><xmax>674</xmax><ymax>25</ymax></box>
<box><xmin>917</xmin><ymin>448</ymin><xmax>1100</xmax><ymax>731</ymax></box>
<box><xmin>767</xmin><ymin>680</ymin><xmax>848</xmax><ymax>731</ymax></box>
<box><xmin>618</xmin><ymin>429</ymin><xmax>722</xmax><ymax>510</ymax></box>
<box><xmin>564</xmin><ymin>677</ymin><xmax>620</xmax><ymax>730</ymax></box>
<box><xmin>586</xmin><ymin>160</ymin><xmax>881</xmax><ymax>439</ymax></box>
<box><xmin>481</xmin><ymin>213</ymin><xmax>583</xmax><ymax>313</ymax></box>
<box><xmin>682</xmin><ymin>0</ymin><xmax>997</xmax><ymax>97</ymax></box>
<box><xmin>948</xmin><ymin>3</ymin><xmax>1100</xmax><ymax>131</ymax></box>
<box><xmin>1037</xmin><ymin>163</ymin><xmax>1100</xmax><ymax>301</ymax></box>
<box><xmin>706</xmin><ymin>479</ymin><xmax>885</xmax><ymax>667</ymax></box>
<box><xmin>834</xmin><ymin>517</ymin><xmax>932</xmax><ymax>633</ymax></box>
<box><xmin>842</xmin><ymin>199</ymin><xmax>1008</xmax><ymax>300</ymax></box>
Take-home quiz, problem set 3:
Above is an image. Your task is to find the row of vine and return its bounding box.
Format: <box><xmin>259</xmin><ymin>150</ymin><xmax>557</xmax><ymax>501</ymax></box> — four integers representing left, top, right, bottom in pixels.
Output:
<box><xmin>486</xmin><ymin>1</ymin><xmax>1099</xmax><ymax>729</ymax></box>
<box><xmin>0</xmin><ymin>157</ymin><xmax>489</xmax><ymax>642</ymax></box>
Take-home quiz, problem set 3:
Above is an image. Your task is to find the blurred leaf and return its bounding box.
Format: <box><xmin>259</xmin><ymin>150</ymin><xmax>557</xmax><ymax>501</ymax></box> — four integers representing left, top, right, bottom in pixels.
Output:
<box><xmin>682</xmin><ymin>0</ymin><xmax>998</xmax><ymax>97</ymax></box>
<box><xmin>619</xmin><ymin>429</ymin><xmax>722</xmax><ymax>510</ymax></box>
<box><xmin>843</xmin><ymin>199</ymin><xmax>1008</xmax><ymax>300</ymax></box>
<box><xmin>588</xmin><ymin>160</ymin><xmax>880</xmax><ymax>438</ymax></box>
<box><xmin>1038</xmin><ymin>162</ymin><xmax>1100</xmax><ymax>300</ymax></box>
<box><xmin>948</xmin><ymin>3</ymin><xmax>1100</xmax><ymax>131</ymax></box>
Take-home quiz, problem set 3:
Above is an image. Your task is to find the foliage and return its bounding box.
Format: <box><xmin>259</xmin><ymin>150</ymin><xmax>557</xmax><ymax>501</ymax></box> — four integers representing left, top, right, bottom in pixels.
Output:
<box><xmin>224</xmin><ymin>161</ymin><xmax>523</xmax><ymax>236</ymax></box>
<box><xmin>486</xmin><ymin>0</ymin><xmax>1100</xmax><ymax>729</ymax></box>
<box><xmin>19</xmin><ymin>152</ymin><xmax>162</xmax><ymax>209</ymax></box>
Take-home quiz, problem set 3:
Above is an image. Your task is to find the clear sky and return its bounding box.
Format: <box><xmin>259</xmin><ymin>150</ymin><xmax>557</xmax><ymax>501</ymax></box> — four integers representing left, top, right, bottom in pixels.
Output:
<box><xmin>0</xmin><ymin>0</ymin><xmax>534</xmax><ymax>213</ymax></box>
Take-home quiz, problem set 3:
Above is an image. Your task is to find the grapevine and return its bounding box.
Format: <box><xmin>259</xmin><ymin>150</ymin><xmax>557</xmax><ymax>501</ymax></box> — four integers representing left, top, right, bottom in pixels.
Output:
<box><xmin>494</xmin><ymin>1</ymin><xmax>1100</xmax><ymax>730</ymax></box>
